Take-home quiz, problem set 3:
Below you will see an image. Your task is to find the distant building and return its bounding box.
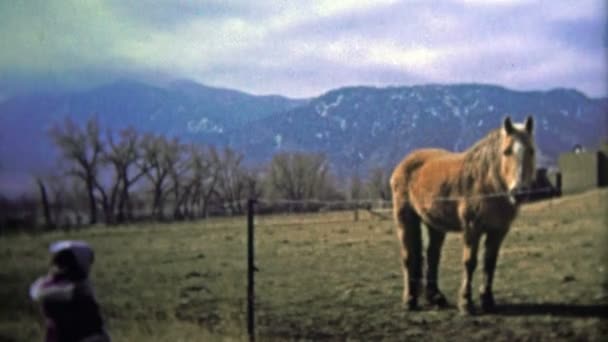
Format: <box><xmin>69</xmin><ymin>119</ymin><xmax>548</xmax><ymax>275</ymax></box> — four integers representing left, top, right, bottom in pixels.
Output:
<box><xmin>558</xmin><ymin>145</ymin><xmax>608</xmax><ymax>195</ymax></box>
<box><xmin>520</xmin><ymin>168</ymin><xmax>561</xmax><ymax>203</ymax></box>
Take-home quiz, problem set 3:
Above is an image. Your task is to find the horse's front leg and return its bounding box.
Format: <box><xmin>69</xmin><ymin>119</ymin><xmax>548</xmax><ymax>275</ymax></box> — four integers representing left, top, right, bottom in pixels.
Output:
<box><xmin>459</xmin><ymin>227</ymin><xmax>481</xmax><ymax>315</ymax></box>
<box><xmin>480</xmin><ymin>228</ymin><xmax>508</xmax><ymax>312</ymax></box>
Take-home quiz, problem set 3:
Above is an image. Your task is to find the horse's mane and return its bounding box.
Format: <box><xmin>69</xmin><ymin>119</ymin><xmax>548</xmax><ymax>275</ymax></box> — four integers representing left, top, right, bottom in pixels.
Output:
<box><xmin>460</xmin><ymin>129</ymin><xmax>505</xmax><ymax>192</ymax></box>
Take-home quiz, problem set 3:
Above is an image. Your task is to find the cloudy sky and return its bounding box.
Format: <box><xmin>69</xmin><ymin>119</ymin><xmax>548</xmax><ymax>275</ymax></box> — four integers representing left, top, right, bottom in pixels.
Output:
<box><xmin>0</xmin><ymin>0</ymin><xmax>606</xmax><ymax>98</ymax></box>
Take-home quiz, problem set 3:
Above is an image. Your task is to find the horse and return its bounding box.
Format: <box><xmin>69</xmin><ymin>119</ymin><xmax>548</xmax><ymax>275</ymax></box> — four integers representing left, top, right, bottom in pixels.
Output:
<box><xmin>390</xmin><ymin>116</ymin><xmax>536</xmax><ymax>314</ymax></box>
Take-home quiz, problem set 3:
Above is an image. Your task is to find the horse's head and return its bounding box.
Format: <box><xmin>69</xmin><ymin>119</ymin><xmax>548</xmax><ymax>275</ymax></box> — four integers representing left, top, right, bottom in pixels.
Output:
<box><xmin>499</xmin><ymin>116</ymin><xmax>536</xmax><ymax>200</ymax></box>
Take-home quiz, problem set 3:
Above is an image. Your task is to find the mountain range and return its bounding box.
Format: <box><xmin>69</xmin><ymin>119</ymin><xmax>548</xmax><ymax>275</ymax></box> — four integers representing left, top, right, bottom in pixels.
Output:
<box><xmin>1</xmin><ymin>79</ymin><xmax>606</xmax><ymax>195</ymax></box>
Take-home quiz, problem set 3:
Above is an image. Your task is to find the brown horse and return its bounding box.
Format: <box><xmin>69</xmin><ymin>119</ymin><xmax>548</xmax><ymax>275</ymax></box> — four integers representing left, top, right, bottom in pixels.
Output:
<box><xmin>390</xmin><ymin>116</ymin><xmax>536</xmax><ymax>314</ymax></box>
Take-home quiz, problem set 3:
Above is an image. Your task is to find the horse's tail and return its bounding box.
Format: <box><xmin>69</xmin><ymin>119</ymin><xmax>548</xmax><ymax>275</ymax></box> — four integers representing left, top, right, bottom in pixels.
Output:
<box><xmin>390</xmin><ymin>159</ymin><xmax>419</xmax><ymax>229</ymax></box>
<box><xmin>390</xmin><ymin>154</ymin><xmax>425</xmax><ymax>206</ymax></box>
<box><xmin>390</xmin><ymin>154</ymin><xmax>425</xmax><ymax>305</ymax></box>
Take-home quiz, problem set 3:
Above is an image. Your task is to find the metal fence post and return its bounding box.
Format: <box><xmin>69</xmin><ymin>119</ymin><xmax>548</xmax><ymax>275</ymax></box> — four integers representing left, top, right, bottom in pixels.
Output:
<box><xmin>247</xmin><ymin>199</ymin><xmax>256</xmax><ymax>341</ymax></box>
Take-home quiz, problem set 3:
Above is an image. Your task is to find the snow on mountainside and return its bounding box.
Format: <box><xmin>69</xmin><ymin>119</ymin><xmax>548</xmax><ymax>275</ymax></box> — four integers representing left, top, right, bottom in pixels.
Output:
<box><xmin>227</xmin><ymin>84</ymin><xmax>607</xmax><ymax>175</ymax></box>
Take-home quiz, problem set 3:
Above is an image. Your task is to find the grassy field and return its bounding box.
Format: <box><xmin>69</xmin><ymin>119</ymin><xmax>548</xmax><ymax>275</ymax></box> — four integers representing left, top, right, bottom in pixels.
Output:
<box><xmin>1</xmin><ymin>189</ymin><xmax>607</xmax><ymax>341</ymax></box>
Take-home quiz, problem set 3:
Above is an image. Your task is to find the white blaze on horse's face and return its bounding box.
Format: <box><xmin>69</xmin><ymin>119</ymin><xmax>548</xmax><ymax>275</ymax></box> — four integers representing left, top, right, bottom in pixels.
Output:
<box><xmin>511</xmin><ymin>140</ymin><xmax>526</xmax><ymax>190</ymax></box>
<box><xmin>500</xmin><ymin>116</ymin><xmax>536</xmax><ymax>198</ymax></box>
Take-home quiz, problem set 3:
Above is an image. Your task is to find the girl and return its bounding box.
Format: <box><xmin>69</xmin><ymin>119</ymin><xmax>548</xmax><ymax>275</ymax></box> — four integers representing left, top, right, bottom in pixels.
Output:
<box><xmin>30</xmin><ymin>240</ymin><xmax>110</xmax><ymax>342</ymax></box>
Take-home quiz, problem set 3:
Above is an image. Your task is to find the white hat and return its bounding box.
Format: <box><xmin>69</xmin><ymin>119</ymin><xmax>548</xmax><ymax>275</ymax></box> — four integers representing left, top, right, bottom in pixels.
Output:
<box><xmin>49</xmin><ymin>240</ymin><xmax>94</xmax><ymax>274</ymax></box>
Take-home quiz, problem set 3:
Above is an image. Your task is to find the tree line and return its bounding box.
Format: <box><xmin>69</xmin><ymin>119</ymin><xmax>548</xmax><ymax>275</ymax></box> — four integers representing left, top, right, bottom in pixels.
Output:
<box><xmin>1</xmin><ymin>117</ymin><xmax>392</xmax><ymax>231</ymax></box>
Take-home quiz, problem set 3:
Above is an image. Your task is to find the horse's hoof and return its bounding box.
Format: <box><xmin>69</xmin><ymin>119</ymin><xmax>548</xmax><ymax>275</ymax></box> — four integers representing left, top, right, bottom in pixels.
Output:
<box><xmin>458</xmin><ymin>301</ymin><xmax>477</xmax><ymax>316</ymax></box>
<box><xmin>403</xmin><ymin>297</ymin><xmax>421</xmax><ymax>311</ymax></box>
<box><xmin>425</xmin><ymin>290</ymin><xmax>449</xmax><ymax>308</ymax></box>
<box><xmin>480</xmin><ymin>292</ymin><xmax>496</xmax><ymax>313</ymax></box>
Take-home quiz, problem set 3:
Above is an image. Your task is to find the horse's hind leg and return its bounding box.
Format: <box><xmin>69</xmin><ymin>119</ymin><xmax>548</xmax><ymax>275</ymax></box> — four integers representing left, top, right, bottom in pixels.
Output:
<box><xmin>425</xmin><ymin>226</ymin><xmax>448</xmax><ymax>307</ymax></box>
<box><xmin>395</xmin><ymin>203</ymin><xmax>423</xmax><ymax>310</ymax></box>
<box><xmin>480</xmin><ymin>228</ymin><xmax>508</xmax><ymax>312</ymax></box>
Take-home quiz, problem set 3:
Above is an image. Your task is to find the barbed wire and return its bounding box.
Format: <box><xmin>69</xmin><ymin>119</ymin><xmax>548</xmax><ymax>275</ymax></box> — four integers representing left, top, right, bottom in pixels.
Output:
<box><xmin>173</xmin><ymin>186</ymin><xmax>563</xmax><ymax>231</ymax></box>
<box><xmin>249</xmin><ymin>187</ymin><xmax>563</xmax><ymax>230</ymax></box>
<box><xmin>205</xmin><ymin>187</ymin><xmax>560</xmax><ymax>230</ymax></box>
<box><xmin>236</xmin><ymin>186</ymin><xmax>558</xmax><ymax>207</ymax></box>
<box><xmin>255</xmin><ymin>198</ymin><xmax>391</xmax><ymax>206</ymax></box>
<box><xmin>429</xmin><ymin>186</ymin><xmax>556</xmax><ymax>202</ymax></box>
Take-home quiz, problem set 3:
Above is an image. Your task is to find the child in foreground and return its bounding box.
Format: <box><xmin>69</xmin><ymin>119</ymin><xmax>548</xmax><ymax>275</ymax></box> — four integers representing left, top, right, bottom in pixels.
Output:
<box><xmin>30</xmin><ymin>240</ymin><xmax>110</xmax><ymax>342</ymax></box>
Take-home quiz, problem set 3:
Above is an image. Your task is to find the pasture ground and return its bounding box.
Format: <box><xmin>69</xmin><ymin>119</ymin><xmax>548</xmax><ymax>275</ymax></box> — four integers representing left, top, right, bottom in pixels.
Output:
<box><xmin>1</xmin><ymin>189</ymin><xmax>607</xmax><ymax>341</ymax></box>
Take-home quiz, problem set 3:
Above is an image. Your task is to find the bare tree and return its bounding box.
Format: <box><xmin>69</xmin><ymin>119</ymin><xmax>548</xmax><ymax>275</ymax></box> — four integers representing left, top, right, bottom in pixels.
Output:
<box><xmin>187</xmin><ymin>145</ymin><xmax>220</xmax><ymax>218</ymax></box>
<box><xmin>36</xmin><ymin>178</ymin><xmax>54</xmax><ymax>230</ymax></box>
<box><xmin>366</xmin><ymin>167</ymin><xmax>391</xmax><ymax>201</ymax></box>
<box><xmin>244</xmin><ymin>166</ymin><xmax>264</xmax><ymax>202</ymax></box>
<box><xmin>49</xmin><ymin>117</ymin><xmax>104</xmax><ymax>224</ymax></box>
<box><xmin>58</xmin><ymin>176</ymin><xmax>88</xmax><ymax>227</ymax></box>
<box><xmin>268</xmin><ymin>152</ymin><xmax>335</xmax><ymax>201</ymax></box>
<box><xmin>141</xmin><ymin>134</ymin><xmax>182</xmax><ymax>220</ymax></box>
<box><xmin>213</xmin><ymin>147</ymin><xmax>256</xmax><ymax>215</ymax></box>
<box><xmin>166</xmin><ymin>141</ymin><xmax>189</xmax><ymax>220</ymax></box>
<box><xmin>92</xmin><ymin>170</ymin><xmax>120</xmax><ymax>225</ymax></box>
<box><xmin>105</xmin><ymin>127</ymin><xmax>147</xmax><ymax>222</ymax></box>
<box><xmin>141</xmin><ymin>134</ymin><xmax>166</xmax><ymax>220</ymax></box>
<box><xmin>44</xmin><ymin>174</ymin><xmax>86</xmax><ymax>228</ymax></box>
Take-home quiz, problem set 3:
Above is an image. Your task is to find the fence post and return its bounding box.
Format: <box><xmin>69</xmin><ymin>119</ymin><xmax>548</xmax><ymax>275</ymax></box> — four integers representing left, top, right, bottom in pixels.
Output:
<box><xmin>247</xmin><ymin>199</ymin><xmax>256</xmax><ymax>341</ymax></box>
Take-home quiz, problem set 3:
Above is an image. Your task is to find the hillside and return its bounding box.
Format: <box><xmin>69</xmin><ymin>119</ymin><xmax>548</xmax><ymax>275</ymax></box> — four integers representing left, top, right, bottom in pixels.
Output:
<box><xmin>1</xmin><ymin>80</ymin><xmax>606</xmax><ymax>195</ymax></box>
<box><xmin>229</xmin><ymin>84</ymin><xmax>608</xmax><ymax>174</ymax></box>
<box><xmin>0</xmin><ymin>80</ymin><xmax>305</xmax><ymax>193</ymax></box>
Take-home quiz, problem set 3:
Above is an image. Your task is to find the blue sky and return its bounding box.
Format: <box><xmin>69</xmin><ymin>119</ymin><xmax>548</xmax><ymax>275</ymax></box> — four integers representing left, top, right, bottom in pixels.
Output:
<box><xmin>0</xmin><ymin>0</ymin><xmax>606</xmax><ymax>98</ymax></box>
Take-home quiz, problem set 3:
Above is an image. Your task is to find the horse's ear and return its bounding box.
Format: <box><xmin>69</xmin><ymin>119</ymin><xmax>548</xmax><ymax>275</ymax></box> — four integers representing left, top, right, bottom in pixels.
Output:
<box><xmin>503</xmin><ymin>116</ymin><xmax>514</xmax><ymax>135</ymax></box>
<box><xmin>525</xmin><ymin>116</ymin><xmax>534</xmax><ymax>134</ymax></box>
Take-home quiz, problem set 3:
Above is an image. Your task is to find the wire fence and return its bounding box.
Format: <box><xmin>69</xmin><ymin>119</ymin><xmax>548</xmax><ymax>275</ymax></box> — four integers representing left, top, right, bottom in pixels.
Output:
<box><xmin>241</xmin><ymin>185</ymin><xmax>563</xmax><ymax>340</ymax></box>
<box><xmin>238</xmin><ymin>186</ymin><xmax>558</xmax><ymax>225</ymax></box>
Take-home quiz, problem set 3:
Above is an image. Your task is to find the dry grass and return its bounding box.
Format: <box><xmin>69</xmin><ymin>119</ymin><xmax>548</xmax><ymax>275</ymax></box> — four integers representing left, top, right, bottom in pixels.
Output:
<box><xmin>1</xmin><ymin>189</ymin><xmax>606</xmax><ymax>341</ymax></box>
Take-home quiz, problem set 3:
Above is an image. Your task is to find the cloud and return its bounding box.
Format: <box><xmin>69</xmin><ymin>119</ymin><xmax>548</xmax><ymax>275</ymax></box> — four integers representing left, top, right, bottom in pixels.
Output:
<box><xmin>0</xmin><ymin>1</ymin><xmax>125</xmax><ymax>71</ymax></box>
<box><xmin>0</xmin><ymin>0</ymin><xmax>605</xmax><ymax>97</ymax></box>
